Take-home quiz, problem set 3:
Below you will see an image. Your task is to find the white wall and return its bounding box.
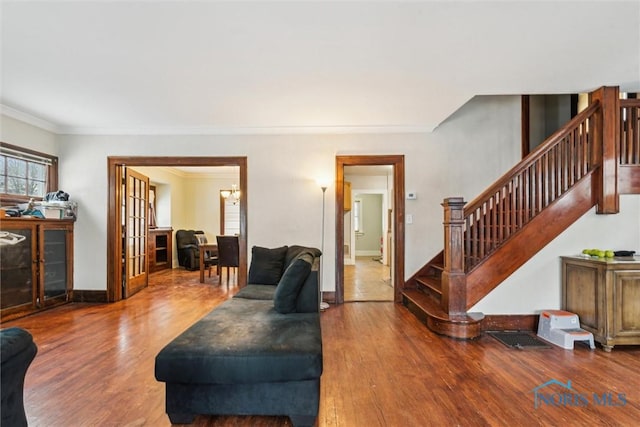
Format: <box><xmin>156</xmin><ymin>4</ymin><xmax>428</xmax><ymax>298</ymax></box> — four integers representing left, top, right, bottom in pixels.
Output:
<box><xmin>471</xmin><ymin>194</ymin><xmax>640</xmax><ymax>314</ymax></box>
<box><xmin>1</xmin><ymin>115</ymin><xmax>58</xmax><ymax>155</ymax></box>
<box><xmin>7</xmin><ymin>95</ymin><xmax>637</xmax><ymax>315</ymax></box>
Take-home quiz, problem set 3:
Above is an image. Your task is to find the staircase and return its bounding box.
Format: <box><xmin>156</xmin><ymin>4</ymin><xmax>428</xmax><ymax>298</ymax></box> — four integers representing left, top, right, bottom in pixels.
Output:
<box><xmin>403</xmin><ymin>87</ymin><xmax>640</xmax><ymax>339</ymax></box>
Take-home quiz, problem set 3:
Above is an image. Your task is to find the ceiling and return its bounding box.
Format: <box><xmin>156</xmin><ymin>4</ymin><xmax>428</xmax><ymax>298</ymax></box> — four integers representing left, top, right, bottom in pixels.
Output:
<box><xmin>1</xmin><ymin>1</ymin><xmax>639</xmax><ymax>135</ymax></box>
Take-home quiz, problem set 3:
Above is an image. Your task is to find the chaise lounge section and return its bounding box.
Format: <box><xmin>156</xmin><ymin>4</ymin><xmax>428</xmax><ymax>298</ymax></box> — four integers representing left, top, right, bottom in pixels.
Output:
<box><xmin>155</xmin><ymin>245</ymin><xmax>322</xmax><ymax>427</ymax></box>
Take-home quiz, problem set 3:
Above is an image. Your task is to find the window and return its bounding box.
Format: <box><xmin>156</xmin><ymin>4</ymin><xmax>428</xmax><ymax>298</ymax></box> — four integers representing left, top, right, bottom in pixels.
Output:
<box><xmin>353</xmin><ymin>199</ymin><xmax>362</xmax><ymax>233</ymax></box>
<box><xmin>220</xmin><ymin>190</ymin><xmax>241</xmax><ymax>236</ymax></box>
<box><xmin>0</xmin><ymin>142</ymin><xmax>58</xmax><ymax>205</ymax></box>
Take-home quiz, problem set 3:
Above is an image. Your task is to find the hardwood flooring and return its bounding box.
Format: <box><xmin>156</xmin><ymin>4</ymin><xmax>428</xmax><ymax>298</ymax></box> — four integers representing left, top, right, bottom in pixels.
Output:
<box><xmin>344</xmin><ymin>256</ymin><xmax>393</xmax><ymax>302</ymax></box>
<box><xmin>2</xmin><ymin>268</ymin><xmax>640</xmax><ymax>426</ymax></box>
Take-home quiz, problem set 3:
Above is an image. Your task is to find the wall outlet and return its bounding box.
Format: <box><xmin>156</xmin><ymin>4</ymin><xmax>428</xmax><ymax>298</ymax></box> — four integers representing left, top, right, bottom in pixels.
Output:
<box><xmin>407</xmin><ymin>192</ymin><xmax>417</xmax><ymax>200</ymax></box>
<box><xmin>406</xmin><ymin>214</ymin><xmax>413</xmax><ymax>224</ymax></box>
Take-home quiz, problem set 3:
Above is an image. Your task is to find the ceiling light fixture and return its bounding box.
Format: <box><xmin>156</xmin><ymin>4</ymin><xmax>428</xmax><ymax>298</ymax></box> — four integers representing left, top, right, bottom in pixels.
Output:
<box><xmin>221</xmin><ymin>184</ymin><xmax>240</xmax><ymax>205</ymax></box>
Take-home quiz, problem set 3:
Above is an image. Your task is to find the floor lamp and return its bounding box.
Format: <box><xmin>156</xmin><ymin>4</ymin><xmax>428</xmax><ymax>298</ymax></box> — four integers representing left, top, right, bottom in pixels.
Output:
<box><xmin>319</xmin><ymin>184</ymin><xmax>330</xmax><ymax>311</ymax></box>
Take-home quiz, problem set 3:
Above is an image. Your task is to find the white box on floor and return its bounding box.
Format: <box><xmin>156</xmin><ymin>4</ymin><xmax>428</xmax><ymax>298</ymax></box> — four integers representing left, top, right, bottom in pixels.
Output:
<box><xmin>537</xmin><ymin>310</ymin><xmax>595</xmax><ymax>350</ymax></box>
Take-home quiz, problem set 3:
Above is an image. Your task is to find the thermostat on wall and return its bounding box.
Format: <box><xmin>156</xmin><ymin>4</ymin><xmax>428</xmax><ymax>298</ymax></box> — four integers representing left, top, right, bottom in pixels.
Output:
<box><xmin>407</xmin><ymin>192</ymin><xmax>417</xmax><ymax>200</ymax></box>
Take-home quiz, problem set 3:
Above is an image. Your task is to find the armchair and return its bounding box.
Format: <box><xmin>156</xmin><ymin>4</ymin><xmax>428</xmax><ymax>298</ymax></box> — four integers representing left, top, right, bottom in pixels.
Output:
<box><xmin>175</xmin><ymin>229</ymin><xmax>206</xmax><ymax>271</ymax></box>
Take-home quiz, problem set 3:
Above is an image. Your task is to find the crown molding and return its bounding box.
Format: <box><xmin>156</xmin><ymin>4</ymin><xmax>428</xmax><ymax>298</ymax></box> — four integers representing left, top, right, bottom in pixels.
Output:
<box><xmin>1</xmin><ymin>104</ymin><xmax>63</xmax><ymax>134</ymax></box>
<box><xmin>2</xmin><ymin>105</ymin><xmax>436</xmax><ymax>135</ymax></box>
<box><xmin>59</xmin><ymin>124</ymin><xmax>437</xmax><ymax>135</ymax></box>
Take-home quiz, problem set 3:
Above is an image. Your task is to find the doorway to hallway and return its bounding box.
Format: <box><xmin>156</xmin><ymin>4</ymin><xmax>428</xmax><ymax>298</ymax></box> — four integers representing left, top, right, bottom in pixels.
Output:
<box><xmin>344</xmin><ymin>179</ymin><xmax>392</xmax><ymax>302</ymax></box>
<box><xmin>335</xmin><ymin>155</ymin><xmax>405</xmax><ymax>305</ymax></box>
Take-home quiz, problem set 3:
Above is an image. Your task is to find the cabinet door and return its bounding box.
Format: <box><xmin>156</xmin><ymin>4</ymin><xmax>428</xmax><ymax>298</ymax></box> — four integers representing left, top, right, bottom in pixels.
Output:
<box><xmin>563</xmin><ymin>261</ymin><xmax>605</xmax><ymax>336</ymax></box>
<box><xmin>40</xmin><ymin>224</ymin><xmax>73</xmax><ymax>306</ymax></box>
<box><xmin>148</xmin><ymin>231</ymin><xmax>157</xmax><ymax>271</ymax></box>
<box><xmin>0</xmin><ymin>223</ymin><xmax>37</xmax><ymax>317</ymax></box>
<box><xmin>612</xmin><ymin>270</ymin><xmax>640</xmax><ymax>338</ymax></box>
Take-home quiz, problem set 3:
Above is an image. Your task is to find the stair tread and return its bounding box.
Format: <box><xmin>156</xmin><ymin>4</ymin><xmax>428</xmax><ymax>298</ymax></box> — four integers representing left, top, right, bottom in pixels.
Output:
<box><xmin>415</xmin><ymin>275</ymin><xmax>442</xmax><ymax>294</ymax></box>
<box><xmin>403</xmin><ymin>289</ymin><xmax>446</xmax><ymax>317</ymax></box>
<box><xmin>429</xmin><ymin>263</ymin><xmax>444</xmax><ymax>271</ymax></box>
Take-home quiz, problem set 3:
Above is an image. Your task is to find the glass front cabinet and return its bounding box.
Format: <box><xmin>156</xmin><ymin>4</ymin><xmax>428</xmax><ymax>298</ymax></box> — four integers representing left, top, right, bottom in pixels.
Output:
<box><xmin>1</xmin><ymin>218</ymin><xmax>74</xmax><ymax>321</ymax></box>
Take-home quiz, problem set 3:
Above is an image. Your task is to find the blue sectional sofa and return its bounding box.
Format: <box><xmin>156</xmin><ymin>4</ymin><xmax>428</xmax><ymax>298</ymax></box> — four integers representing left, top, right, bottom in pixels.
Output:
<box><xmin>155</xmin><ymin>245</ymin><xmax>323</xmax><ymax>427</ymax></box>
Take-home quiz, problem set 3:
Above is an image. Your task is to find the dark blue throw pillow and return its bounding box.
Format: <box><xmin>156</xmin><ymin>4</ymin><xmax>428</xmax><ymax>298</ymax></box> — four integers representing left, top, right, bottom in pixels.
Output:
<box><xmin>273</xmin><ymin>255</ymin><xmax>313</xmax><ymax>314</ymax></box>
<box><xmin>248</xmin><ymin>246</ymin><xmax>288</xmax><ymax>285</ymax></box>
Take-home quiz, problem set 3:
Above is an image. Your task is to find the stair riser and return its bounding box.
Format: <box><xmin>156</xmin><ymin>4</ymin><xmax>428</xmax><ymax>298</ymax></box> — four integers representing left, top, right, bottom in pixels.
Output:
<box><xmin>414</xmin><ymin>282</ymin><xmax>442</xmax><ymax>302</ymax></box>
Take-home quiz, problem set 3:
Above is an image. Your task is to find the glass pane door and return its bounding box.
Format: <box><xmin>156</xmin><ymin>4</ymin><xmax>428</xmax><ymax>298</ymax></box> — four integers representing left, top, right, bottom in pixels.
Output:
<box><xmin>124</xmin><ymin>168</ymin><xmax>149</xmax><ymax>297</ymax></box>
<box><xmin>0</xmin><ymin>226</ymin><xmax>35</xmax><ymax>310</ymax></box>
<box><xmin>42</xmin><ymin>228</ymin><xmax>67</xmax><ymax>301</ymax></box>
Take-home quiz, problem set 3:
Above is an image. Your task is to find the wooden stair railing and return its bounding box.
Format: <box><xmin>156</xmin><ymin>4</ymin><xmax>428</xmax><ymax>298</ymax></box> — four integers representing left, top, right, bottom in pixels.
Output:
<box><xmin>448</xmin><ymin>101</ymin><xmax>602</xmax><ymax>314</ymax></box>
<box><xmin>619</xmin><ymin>98</ymin><xmax>640</xmax><ymax>193</ymax></box>
<box><xmin>403</xmin><ymin>87</ymin><xmax>638</xmax><ymax>339</ymax></box>
<box><xmin>403</xmin><ymin>91</ymin><xmax>613</xmax><ymax>339</ymax></box>
<box><xmin>461</xmin><ymin>101</ymin><xmax>600</xmax><ymax>273</ymax></box>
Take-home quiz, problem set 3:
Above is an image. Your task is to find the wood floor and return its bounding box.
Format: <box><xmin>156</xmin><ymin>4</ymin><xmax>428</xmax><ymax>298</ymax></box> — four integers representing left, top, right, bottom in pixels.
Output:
<box><xmin>344</xmin><ymin>256</ymin><xmax>393</xmax><ymax>302</ymax></box>
<box><xmin>2</xmin><ymin>268</ymin><xmax>640</xmax><ymax>426</ymax></box>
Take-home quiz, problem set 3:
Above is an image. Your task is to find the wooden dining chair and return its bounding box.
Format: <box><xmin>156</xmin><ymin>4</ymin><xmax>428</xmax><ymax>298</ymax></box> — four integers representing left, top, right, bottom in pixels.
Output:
<box><xmin>216</xmin><ymin>235</ymin><xmax>239</xmax><ymax>285</ymax></box>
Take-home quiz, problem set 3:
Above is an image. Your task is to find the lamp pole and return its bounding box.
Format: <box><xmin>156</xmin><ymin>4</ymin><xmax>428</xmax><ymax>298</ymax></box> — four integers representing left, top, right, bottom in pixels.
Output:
<box><xmin>320</xmin><ymin>185</ymin><xmax>329</xmax><ymax>310</ymax></box>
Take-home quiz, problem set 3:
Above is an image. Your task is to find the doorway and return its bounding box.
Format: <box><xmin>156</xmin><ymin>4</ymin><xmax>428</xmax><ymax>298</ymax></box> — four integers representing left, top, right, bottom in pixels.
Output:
<box><xmin>344</xmin><ymin>178</ymin><xmax>392</xmax><ymax>301</ymax></box>
<box><xmin>335</xmin><ymin>155</ymin><xmax>405</xmax><ymax>304</ymax></box>
<box><xmin>106</xmin><ymin>156</ymin><xmax>248</xmax><ymax>302</ymax></box>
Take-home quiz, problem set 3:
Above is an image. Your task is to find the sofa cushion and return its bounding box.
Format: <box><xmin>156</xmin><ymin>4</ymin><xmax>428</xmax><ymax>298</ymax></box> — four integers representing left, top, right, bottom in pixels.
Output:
<box><xmin>248</xmin><ymin>246</ymin><xmax>288</xmax><ymax>285</ymax></box>
<box><xmin>233</xmin><ymin>284</ymin><xmax>276</xmax><ymax>300</ymax></box>
<box><xmin>284</xmin><ymin>246</ymin><xmax>322</xmax><ymax>270</ymax></box>
<box><xmin>273</xmin><ymin>254</ymin><xmax>313</xmax><ymax>314</ymax></box>
<box><xmin>155</xmin><ymin>298</ymin><xmax>322</xmax><ymax>385</ymax></box>
<box><xmin>296</xmin><ymin>268</ymin><xmax>319</xmax><ymax>313</ymax></box>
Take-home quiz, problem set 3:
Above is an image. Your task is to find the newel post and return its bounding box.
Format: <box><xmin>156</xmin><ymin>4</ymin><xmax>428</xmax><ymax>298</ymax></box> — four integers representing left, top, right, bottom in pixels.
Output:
<box><xmin>442</xmin><ymin>197</ymin><xmax>466</xmax><ymax>315</ymax></box>
<box><xmin>590</xmin><ymin>86</ymin><xmax>620</xmax><ymax>214</ymax></box>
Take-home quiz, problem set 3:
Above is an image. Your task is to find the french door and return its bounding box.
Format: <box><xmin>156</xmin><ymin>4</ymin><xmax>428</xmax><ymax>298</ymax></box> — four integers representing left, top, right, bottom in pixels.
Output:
<box><xmin>122</xmin><ymin>168</ymin><xmax>149</xmax><ymax>298</ymax></box>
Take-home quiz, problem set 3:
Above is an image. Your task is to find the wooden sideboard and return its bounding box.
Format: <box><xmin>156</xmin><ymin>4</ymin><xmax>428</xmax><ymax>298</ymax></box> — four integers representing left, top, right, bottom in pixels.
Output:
<box><xmin>149</xmin><ymin>227</ymin><xmax>173</xmax><ymax>273</ymax></box>
<box><xmin>1</xmin><ymin>218</ymin><xmax>74</xmax><ymax>321</ymax></box>
<box><xmin>561</xmin><ymin>255</ymin><xmax>640</xmax><ymax>351</ymax></box>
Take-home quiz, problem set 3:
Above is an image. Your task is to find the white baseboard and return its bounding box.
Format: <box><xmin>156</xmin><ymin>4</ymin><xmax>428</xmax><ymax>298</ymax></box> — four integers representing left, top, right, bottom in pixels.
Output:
<box><xmin>355</xmin><ymin>250</ymin><xmax>382</xmax><ymax>257</ymax></box>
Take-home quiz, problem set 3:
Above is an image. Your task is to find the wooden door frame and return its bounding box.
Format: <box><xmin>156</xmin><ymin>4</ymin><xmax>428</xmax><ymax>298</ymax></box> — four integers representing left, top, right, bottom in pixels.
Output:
<box><xmin>107</xmin><ymin>156</ymin><xmax>248</xmax><ymax>302</ymax></box>
<box><xmin>335</xmin><ymin>155</ymin><xmax>405</xmax><ymax>304</ymax></box>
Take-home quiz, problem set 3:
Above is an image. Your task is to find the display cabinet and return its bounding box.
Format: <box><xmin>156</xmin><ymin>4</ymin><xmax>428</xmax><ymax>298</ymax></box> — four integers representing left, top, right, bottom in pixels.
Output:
<box><xmin>1</xmin><ymin>218</ymin><xmax>74</xmax><ymax>321</ymax></box>
<box><xmin>561</xmin><ymin>255</ymin><xmax>640</xmax><ymax>351</ymax></box>
<box><xmin>149</xmin><ymin>227</ymin><xmax>173</xmax><ymax>273</ymax></box>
